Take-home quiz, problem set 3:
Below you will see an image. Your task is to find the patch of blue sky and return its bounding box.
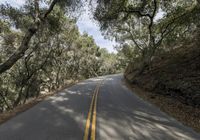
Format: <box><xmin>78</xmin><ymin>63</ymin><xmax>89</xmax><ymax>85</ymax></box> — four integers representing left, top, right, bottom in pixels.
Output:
<box><xmin>0</xmin><ymin>0</ymin><xmax>117</xmax><ymax>53</ymax></box>
<box><xmin>0</xmin><ymin>0</ymin><xmax>25</xmax><ymax>7</ymax></box>
<box><xmin>1</xmin><ymin>1</ymin><xmax>164</xmax><ymax>53</ymax></box>
<box><xmin>77</xmin><ymin>12</ymin><xmax>117</xmax><ymax>53</ymax></box>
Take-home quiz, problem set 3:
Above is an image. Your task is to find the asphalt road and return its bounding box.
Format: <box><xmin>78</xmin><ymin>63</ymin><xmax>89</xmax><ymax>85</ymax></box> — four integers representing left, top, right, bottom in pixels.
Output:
<box><xmin>0</xmin><ymin>74</ymin><xmax>199</xmax><ymax>140</ymax></box>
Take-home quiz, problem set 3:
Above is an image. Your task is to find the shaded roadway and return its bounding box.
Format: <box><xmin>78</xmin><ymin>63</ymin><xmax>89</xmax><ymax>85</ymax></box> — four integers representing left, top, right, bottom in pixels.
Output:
<box><xmin>0</xmin><ymin>74</ymin><xmax>199</xmax><ymax>140</ymax></box>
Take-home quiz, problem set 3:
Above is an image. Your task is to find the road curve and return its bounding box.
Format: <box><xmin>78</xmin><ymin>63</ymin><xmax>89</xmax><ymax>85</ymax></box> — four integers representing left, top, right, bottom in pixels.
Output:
<box><xmin>0</xmin><ymin>74</ymin><xmax>199</xmax><ymax>140</ymax></box>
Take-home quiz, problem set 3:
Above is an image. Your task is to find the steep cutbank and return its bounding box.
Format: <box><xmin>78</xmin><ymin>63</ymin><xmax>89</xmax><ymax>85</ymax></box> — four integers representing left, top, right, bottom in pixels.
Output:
<box><xmin>124</xmin><ymin>43</ymin><xmax>200</xmax><ymax>132</ymax></box>
<box><xmin>125</xmin><ymin>44</ymin><xmax>200</xmax><ymax>107</ymax></box>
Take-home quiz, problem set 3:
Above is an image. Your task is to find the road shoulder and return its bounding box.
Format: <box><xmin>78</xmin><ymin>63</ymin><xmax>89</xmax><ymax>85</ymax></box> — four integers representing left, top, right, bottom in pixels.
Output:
<box><xmin>124</xmin><ymin>77</ymin><xmax>200</xmax><ymax>133</ymax></box>
<box><xmin>0</xmin><ymin>81</ymin><xmax>78</xmax><ymax>125</ymax></box>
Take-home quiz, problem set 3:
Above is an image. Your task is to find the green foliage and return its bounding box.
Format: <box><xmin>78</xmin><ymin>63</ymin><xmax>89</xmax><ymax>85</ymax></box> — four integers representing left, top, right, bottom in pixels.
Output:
<box><xmin>94</xmin><ymin>0</ymin><xmax>200</xmax><ymax>71</ymax></box>
<box><xmin>0</xmin><ymin>1</ymin><xmax>121</xmax><ymax>112</ymax></box>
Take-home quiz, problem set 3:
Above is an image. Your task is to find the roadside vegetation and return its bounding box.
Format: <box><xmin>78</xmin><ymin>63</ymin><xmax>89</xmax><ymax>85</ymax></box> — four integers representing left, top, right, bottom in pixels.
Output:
<box><xmin>0</xmin><ymin>1</ymin><xmax>124</xmax><ymax>112</ymax></box>
<box><xmin>93</xmin><ymin>0</ymin><xmax>200</xmax><ymax>107</ymax></box>
<box><xmin>0</xmin><ymin>0</ymin><xmax>199</xmax><ymax>130</ymax></box>
<box><xmin>93</xmin><ymin>0</ymin><xmax>200</xmax><ymax>131</ymax></box>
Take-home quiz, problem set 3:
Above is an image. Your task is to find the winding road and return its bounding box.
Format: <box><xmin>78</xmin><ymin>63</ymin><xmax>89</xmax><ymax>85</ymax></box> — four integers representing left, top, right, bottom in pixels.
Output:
<box><xmin>0</xmin><ymin>74</ymin><xmax>199</xmax><ymax>140</ymax></box>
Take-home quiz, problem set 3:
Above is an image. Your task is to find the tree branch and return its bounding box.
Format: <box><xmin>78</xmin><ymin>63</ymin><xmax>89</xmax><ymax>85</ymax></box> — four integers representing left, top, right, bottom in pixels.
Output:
<box><xmin>34</xmin><ymin>0</ymin><xmax>40</xmax><ymax>23</ymax></box>
<box><xmin>43</xmin><ymin>0</ymin><xmax>58</xmax><ymax>19</ymax></box>
<box><xmin>0</xmin><ymin>0</ymin><xmax>58</xmax><ymax>74</ymax></box>
<box><xmin>148</xmin><ymin>0</ymin><xmax>157</xmax><ymax>47</ymax></box>
<box><xmin>117</xmin><ymin>27</ymin><xmax>143</xmax><ymax>51</ymax></box>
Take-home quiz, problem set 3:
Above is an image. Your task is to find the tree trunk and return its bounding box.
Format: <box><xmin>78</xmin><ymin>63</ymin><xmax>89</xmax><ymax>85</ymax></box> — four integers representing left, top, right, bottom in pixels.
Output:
<box><xmin>0</xmin><ymin>27</ymin><xmax>38</xmax><ymax>74</ymax></box>
<box><xmin>0</xmin><ymin>0</ymin><xmax>58</xmax><ymax>74</ymax></box>
<box><xmin>0</xmin><ymin>91</ymin><xmax>11</xmax><ymax>110</ymax></box>
<box><xmin>23</xmin><ymin>84</ymin><xmax>31</xmax><ymax>104</ymax></box>
<box><xmin>56</xmin><ymin>66</ymin><xmax>61</xmax><ymax>88</ymax></box>
<box><xmin>13</xmin><ymin>87</ymin><xmax>24</xmax><ymax>107</ymax></box>
<box><xmin>137</xmin><ymin>48</ymin><xmax>153</xmax><ymax>75</ymax></box>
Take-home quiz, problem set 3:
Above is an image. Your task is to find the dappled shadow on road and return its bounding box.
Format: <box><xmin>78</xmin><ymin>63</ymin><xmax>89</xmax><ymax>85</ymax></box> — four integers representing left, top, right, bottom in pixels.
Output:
<box><xmin>97</xmin><ymin>74</ymin><xmax>200</xmax><ymax>140</ymax></box>
<box><xmin>0</xmin><ymin>78</ymin><xmax>103</xmax><ymax>140</ymax></box>
<box><xmin>97</xmin><ymin>109</ymin><xmax>199</xmax><ymax>140</ymax></box>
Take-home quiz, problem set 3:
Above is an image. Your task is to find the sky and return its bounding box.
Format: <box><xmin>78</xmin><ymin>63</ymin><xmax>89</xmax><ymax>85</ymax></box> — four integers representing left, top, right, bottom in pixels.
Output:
<box><xmin>0</xmin><ymin>0</ymin><xmax>164</xmax><ymax>53</ymax></box>
<box><xmin>0</xmin><ymin>0</ymin><xmax>117</xmax><ymax>52</ymax></box>
<box><xmin>0</xmin><ymin>0</ymin><xmax>25</xmax><ymax>7</ymax></box>
<box><xmin>77</xmin><ymin>8</ymin><xmax>118</xmax><ymax>53</ymax></box>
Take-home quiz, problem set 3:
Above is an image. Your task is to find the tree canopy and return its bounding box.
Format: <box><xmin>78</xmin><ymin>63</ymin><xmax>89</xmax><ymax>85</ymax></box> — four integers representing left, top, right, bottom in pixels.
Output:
<box><xmin>0</xmin><ymin>0</ymin><xmax>123</xmax><ymax>111</ymax></box>
<box><xmin>93</xmin><ymin>0</ymin><xmax>200</xmax><ymax>71</ymax></box>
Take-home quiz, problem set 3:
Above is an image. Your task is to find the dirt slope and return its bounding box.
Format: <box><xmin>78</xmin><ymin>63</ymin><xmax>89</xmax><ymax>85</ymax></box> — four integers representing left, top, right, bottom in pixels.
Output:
<box><xmin>125</xmin><ymin>43</ymin><xmax>200</xmax><ymax>107</ymax></box>
<box><xmin>124</xmin><ymin>41</ymin><xmax>200</xmax><ymax>132</ymax></box>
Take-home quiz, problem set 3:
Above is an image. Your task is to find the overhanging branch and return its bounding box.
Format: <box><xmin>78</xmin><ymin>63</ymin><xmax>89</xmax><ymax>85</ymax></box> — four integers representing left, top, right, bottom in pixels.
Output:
<box><xmin>0</xmin><ymin>0</ymin><xmax>58</xmax><ymax>74</ymax></box>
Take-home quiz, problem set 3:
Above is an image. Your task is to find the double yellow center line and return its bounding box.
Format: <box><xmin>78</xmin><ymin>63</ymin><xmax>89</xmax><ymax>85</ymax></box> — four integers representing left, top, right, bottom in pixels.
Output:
<box><xmin>83</xmin><ymin>81</ymin><xmax>102</xmax><ymax>140</ymax></box>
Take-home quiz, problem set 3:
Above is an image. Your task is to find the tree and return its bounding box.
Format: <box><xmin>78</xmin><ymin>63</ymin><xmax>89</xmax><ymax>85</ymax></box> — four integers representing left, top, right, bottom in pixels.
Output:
<box><xmin>0</xmin><ymin>3</ymin><xmax>120</xmax><ymax>111</ymax></box>
<box><xmin>93</xmin><ymin>0</ymin><xmax>198</xmax><ymax>72</ymax></box>
<box><xmin>0</xmin><ymin>0</ymin><xmax>82</xmax><ymax>74</ymax></box>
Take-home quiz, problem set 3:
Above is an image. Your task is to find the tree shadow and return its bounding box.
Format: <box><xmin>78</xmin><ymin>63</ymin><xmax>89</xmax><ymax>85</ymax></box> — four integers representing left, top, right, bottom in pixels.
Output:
<box><xmin>96</xmin><ymin>74</ymin><xmax>200</xmax><ymax>140</ymax></box>
<box><xmin>0</xmin><ymin>78</ymin><xmax>103</xmax><ymax>140</ymax></box>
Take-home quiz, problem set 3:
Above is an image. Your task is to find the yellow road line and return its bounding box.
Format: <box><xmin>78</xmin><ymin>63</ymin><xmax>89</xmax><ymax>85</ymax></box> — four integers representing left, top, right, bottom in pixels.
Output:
<box><xmin>90</xmin><ymin>85</ymin><xmax>99</xmax><ymax>140</ymax></box>
<box><xmin>91</xmin><ymin>81</ymin><xmax>103</xmax><ymax>140</ymax></box>
<box><xmin>83</xmin><ymin>86</ymin><xmax>97</xmax><ymax>140</ymax></box>
<box><xmin>84</xmin><ymin>80</ymin><xmax>103</xmax><ymax>140</ymax></box>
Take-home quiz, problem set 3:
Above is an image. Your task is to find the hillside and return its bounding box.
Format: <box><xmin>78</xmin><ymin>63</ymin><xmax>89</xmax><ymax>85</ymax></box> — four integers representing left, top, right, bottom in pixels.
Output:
<box><xmin>125</xmin><ymin>39</ymin><xmax>200</xmax><ymax>131</ymax></box>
